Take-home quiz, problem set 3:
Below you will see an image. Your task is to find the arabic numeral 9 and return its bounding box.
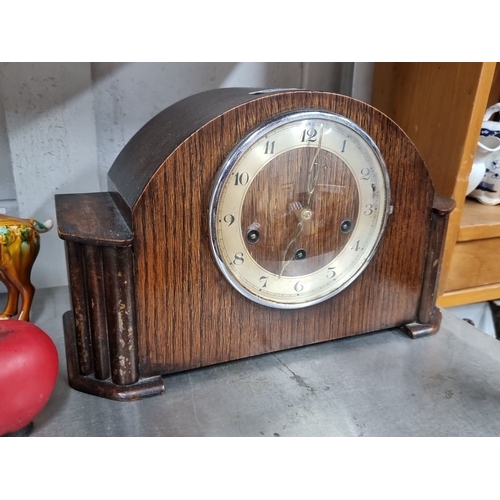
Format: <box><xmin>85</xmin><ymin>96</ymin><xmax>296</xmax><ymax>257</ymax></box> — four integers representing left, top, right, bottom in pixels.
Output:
<box><xmin>224</xmin><ymin>214</ymin><xmax>235</xmax><ymax>226</ymax></box>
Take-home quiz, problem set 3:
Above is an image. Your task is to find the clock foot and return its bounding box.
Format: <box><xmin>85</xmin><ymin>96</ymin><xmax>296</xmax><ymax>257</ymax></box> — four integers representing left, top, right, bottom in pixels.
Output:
<box><xmin>401</xmin><ymin>308</ymin><xmax>442</xmax><ymax>339</ymax></box>
<box><xmin>66</xmin><ymin>371</ymin><xmax>165</xmax><ymax>401</ymax></box>
<box><xmin>63</xmin><ymin>311</ymin><xmax>165</xmax><ymax>401</ymax></box>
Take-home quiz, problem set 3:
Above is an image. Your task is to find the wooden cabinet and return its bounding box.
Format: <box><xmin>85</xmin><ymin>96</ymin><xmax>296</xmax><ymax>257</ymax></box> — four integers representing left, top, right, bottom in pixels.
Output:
<box><xmin>372</xmin><ymin>63</ymin><xmax>500</xmax><ymax>307</ymax></box>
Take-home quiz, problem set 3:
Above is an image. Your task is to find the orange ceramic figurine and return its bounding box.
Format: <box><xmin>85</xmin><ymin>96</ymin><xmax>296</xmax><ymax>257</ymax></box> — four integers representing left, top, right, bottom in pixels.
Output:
<box><xmin>0</xmin><ymin>214</ymin><xmax>52</xmax><ymax>322</ymax></box>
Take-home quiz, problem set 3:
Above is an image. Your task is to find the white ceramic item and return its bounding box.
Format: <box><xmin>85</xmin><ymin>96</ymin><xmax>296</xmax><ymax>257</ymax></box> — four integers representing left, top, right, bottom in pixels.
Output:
<box><xmin>468</xmin><ymin>136</ymin><xmax>500</xmax><ymax>204</ymax></box>
<box><xmin>467</xmin><ymin>152</ymin><xmax>486</xmax><ymax>195</ymax></box>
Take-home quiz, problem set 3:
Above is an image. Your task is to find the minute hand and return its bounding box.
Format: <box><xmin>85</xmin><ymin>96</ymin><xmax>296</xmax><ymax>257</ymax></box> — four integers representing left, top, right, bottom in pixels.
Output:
<box><xmin>306</xmin><ymin>123</ymin><xmax>324</xmax><ymax>208</ymax></box>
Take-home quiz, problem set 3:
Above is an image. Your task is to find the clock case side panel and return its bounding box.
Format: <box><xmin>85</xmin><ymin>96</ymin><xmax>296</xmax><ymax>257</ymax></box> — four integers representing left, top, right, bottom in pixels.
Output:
<box><xmin>129</xmin><ymin>90</ymin><xmax>444</xmax><ymax>378</ymax></box>
<box><xmin>55</xmin><ymin>192</ymin><xmax>166</xmax><ymax>401</ymax></box>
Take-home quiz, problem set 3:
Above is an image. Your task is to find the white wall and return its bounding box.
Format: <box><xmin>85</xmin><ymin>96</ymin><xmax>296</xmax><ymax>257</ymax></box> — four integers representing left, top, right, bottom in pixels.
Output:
<box><xmin>0</xmin><ymin>63</ymin><xmax>101</xmax><ymax>292</ymax></box>
<box><xmin>0</xmin><ymin>62</ymin><xmax>363</xmax><ymax>291</ymax></box>
<box><xmin>0</xmin><ymin>95</ymin><xmax>17</xmax><ymax>205</ymax></box>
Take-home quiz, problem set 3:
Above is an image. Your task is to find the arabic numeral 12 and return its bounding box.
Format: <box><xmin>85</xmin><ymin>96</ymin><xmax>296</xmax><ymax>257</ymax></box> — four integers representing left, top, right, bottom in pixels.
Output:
<box><xmin>301</xmin><ymin>127</ymin><xmax>318</xmax><ymax>142</ymax></box>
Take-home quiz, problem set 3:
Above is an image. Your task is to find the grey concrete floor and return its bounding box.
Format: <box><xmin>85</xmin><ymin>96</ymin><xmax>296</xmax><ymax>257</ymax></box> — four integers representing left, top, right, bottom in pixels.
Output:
<box><xmin>6</xmin><ymin>286</ymin><xmax>500</xmax><ymax>436</ymax></box>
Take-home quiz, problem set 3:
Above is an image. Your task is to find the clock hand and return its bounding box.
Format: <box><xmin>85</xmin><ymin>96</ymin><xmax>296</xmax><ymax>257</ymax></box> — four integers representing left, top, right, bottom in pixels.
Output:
<box><xmin>280</xmin><ymin>126</ymin><xmax>324</xmax><ymax>278</ymax></box>
<box><xmin>306</xmin><ymin>123</ymin><xmax>324</xmax><ymax>208</ymax></box>
<box><xmin>279</xmin><ymin>202</ymin><xmax>312</xmax><ymax>278</ymax></box>
<box><xmin>279</xmin><ymin>221</ymin><xmax>303</xmax><ymax>278</ymax></box>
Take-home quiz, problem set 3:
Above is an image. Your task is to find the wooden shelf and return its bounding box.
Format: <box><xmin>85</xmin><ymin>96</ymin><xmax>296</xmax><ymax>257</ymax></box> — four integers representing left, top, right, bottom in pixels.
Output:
<box><xmin>373</xmin><ymin>62</ymin><xmax>500</xmax><ymax>307</ymax></box>
<box><xmin>438</xmin><ymin>283</ymin><xmax>500</xmax><ymax>308</ymax></box>
<box><xmin>442</xmin><ymin>199</ymin><xmax>500</xmax><ymax>303</ymax></box>
<box><xmin>458</xmin><ymin>198</ymin><xmax>500</xmax><ymax>242</ymax></box>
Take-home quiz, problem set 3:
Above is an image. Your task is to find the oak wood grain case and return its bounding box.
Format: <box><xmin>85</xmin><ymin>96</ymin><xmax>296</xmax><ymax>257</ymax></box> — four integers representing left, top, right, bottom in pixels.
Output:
<box><xmin>55</xmin><ymin>88</ymin><xmax>453</xmax><ymax>401</ymax></box>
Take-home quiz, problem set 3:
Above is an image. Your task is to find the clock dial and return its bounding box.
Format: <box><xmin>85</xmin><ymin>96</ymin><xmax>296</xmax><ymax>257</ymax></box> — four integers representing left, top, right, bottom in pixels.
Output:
<box><xmin>209</xmin><ymin>110</ymin><xmax>390</xmax><ymax>308</ymax></box>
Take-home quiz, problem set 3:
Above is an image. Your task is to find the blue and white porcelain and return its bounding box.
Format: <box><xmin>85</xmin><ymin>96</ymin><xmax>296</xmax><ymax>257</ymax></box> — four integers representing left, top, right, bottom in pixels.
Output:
<box><xmin>468</xmin><ymin>103</ymin><xmax>500</xmax><ymax>204</ymax></box>
<box><xmin>481</xmin><ymin>103</ymin><xmax>500</xmax><ymax>137</ymax></box>
<box><xmin>469</xmin><ymin>136</ymin><xmax>500</xmax><ymax>204</ymax></box>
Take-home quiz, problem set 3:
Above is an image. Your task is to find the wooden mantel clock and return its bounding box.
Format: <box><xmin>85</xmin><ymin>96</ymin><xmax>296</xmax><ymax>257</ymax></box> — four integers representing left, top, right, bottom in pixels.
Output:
<box><xmin>55</xmin><ymin>88</ymin><xmax>454</xmax><ymax>401</ymax></box>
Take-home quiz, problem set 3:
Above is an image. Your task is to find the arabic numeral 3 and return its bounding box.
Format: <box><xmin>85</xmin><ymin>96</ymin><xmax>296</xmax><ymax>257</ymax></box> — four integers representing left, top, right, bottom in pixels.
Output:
<box><xmin>364</xmin><ymin>204</ymin><xmax>374</xmax><ymax>216</ymax></box>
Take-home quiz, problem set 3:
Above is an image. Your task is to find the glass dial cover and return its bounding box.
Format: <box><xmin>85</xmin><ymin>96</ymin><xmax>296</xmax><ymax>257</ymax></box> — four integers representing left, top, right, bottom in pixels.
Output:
<box><xmin>209</xmin><ymin>110</ymin><xmax>390</xmax><ymax>309</ymax></box>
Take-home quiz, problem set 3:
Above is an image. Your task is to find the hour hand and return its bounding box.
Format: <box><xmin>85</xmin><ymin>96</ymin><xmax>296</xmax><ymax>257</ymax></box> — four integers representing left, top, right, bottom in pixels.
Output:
<box><xmin>289</xmin><ymin>201</ymin><xmax>304</xmax><ymax>220</ymax></box>
<box><xmin>290</xmin><ymin>201</ymin><xmax>312</xmax><ymax>223</ymax></box>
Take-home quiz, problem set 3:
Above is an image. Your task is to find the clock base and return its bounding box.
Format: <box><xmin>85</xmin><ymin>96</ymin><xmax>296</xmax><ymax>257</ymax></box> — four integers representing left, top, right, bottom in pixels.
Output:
<box><xmin>61</xmin><ymin>306</ymin><xmax>444</xmax><ymax>402</ymax></box>
<box><xmin>63</xmin><ymin>312</ymin><xmax>165</xmax><ymax>401</ymax></box>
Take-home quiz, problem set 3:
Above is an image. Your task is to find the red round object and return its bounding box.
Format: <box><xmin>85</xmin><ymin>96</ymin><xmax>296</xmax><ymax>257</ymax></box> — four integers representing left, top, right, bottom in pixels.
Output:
<box><xmin>0</xmin><ymin>320</ymin><xmax>59</xmax><ymax>436</ymax></box>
